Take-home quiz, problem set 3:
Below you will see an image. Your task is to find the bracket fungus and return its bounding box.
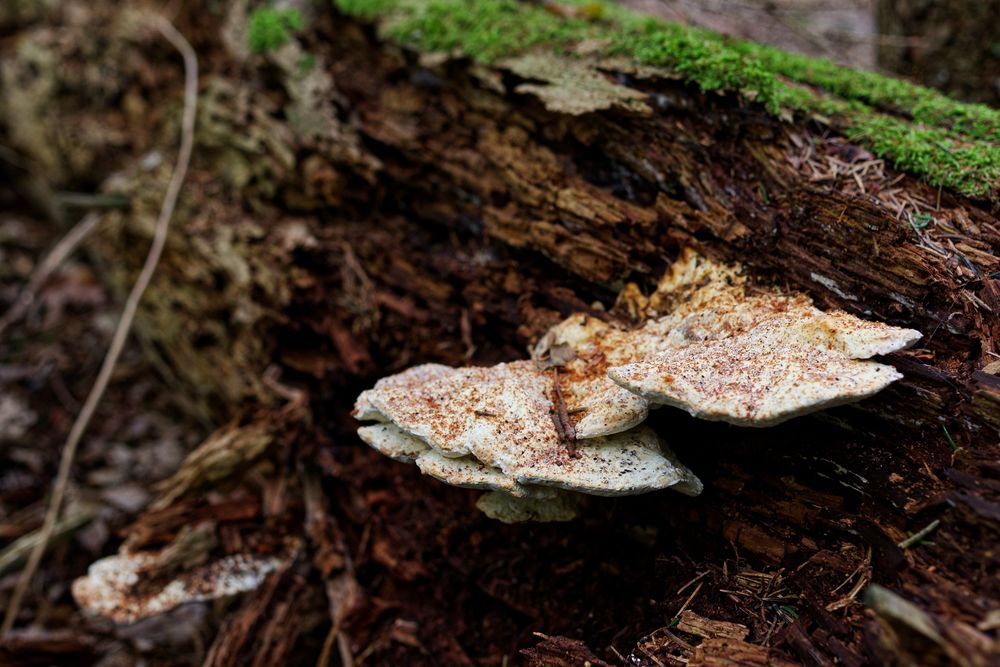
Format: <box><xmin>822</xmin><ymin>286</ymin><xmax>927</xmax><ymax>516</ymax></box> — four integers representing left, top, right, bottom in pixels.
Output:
<box><xmin>353</xmin><ymin>360</ymin><xmax>701</xmax><ymax>522</ymax></box>
<box><xmin>354</xmin><ymin>249</ymin><xmax>920</xmax><ymax>521</ymax></box>
<box><xmin>72</xmin><ymin>549</ymin><xmax>281</xmax><ymax>624</ymax></box>
<box><xmin>608</xmin><ymin>333</ymin><xmax>907</xmax><ymax>427</ymax></box>
<box><xmin>531</xmin><ymin>314</ymin><xmax>655</xmax><ymax>439</ymax></box>
<box><xmin>606</xmin><ymin>252</ymin><xmax>922</xmax><ymax>427</ymax></box>
<box><xmin>353</xmin><ymin>363</ymin><xmax>454</xmax><ymax>423</ymax></box>
<box><xmin>476</xmin><ymin>490</ymin><xmax>585</xmax><ymax>524</ymax></box>
<box><xmin>359</xmin><ymin>421</ymin><xmax>599</xmax><ymax>522</ymax></box>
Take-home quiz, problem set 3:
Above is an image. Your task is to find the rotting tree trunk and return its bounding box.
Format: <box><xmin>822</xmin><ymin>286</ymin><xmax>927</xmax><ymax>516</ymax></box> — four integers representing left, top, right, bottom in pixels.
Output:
<box><xmin>2</xmin><ymin>1</ymin><xmax>1000</xmax><ymax>665</ymax></box>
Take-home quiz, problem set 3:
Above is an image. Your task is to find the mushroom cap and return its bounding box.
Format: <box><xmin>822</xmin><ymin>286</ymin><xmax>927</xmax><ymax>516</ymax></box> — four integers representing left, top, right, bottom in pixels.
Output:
<box><xmin>357</xmin><ymin>422</ymin><xmax>428</xmax><ymax>462</ymax></box>
<box><xmin>604</xmin><ymin>253</ymin><xmax>920</xmax><ymax>427</ymax></box>
<box><xmin>364</xmin><ymin>360</ymin><xmax>701</xmax><ymax>496</ymax></box>
<box><xmin>563</xmin><ymin>371</ymin><xmax>648</xmax><ymax>439</ymax></box>
<box><xmin>353</xmin><ymin>363</ymin><xmax>454</xmax><ymax>421</ymax></box>
<box><xmin>72</xmin><ymin>550</ymin><xmax>280</xmax><ymax>624</ymax></box>
<box><xmin>360</xmin><ymin>423</ymin><xmax>554</xmax><ymax>498</ymax></box>
<box><xmin>643</xmin><ymin>248</ymin><xmax>920</xmax><ymax>358</ymax></box>
<box><xmin>533</xmin><ymin>313</ymin><xmax>652</xmax><ymax>439</ymax></box>
<box><xmin>609</xmin><ymin>331</ymin><xmax>905</xmax><ymax>427</ymax></box>
<box><xmin>509</xmin><ymin>425</ymin><xmax>703</xmax><ymax>496</ymax></box>
<box><xmin>656</xmin><ymin>296</ymin><xmax>921</xmax><ymax>357</ymax></box>
<box><xmin>810</xmin><ymin>310</ymin><xmax>922</xmax><ymax>358</ymax></box>
<box><xmin>366</xmin><ymin>362</ymin><xmax>519</xmax><ymax>459</ymax></box>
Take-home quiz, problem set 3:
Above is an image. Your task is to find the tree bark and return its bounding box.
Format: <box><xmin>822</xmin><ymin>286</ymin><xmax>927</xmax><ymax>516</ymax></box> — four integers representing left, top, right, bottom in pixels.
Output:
<box><xmin>3</xmin><ymin>1</ymin><xmax>999</xmax><ymax>664</ymax></box>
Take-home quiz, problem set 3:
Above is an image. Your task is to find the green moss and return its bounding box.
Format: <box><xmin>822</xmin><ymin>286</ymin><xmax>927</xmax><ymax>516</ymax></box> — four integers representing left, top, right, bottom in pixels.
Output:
<box><xmin>849</xmin><ymin>116</ymin><xmax>1000</xmax><ymax>196</ymax></box>
<box><xmin>736</xmin><ymin>44</ymin><xmax>1000</xmax><ymax>142</ymax></box>
<box><xmin>334</xmin><ymin>0</ymin><xmax>405</xmax><ymax>19</ymax></box>
<box><xmin>332</xmin><ymin>0</ymin><xmax>1000</xmax><ymax>198</ymax></box>
<box><xmin>373</xmin><ymin>0</ymin><xmax>598</xmax><ymax>62</ymax></box>
<box><xmin>299</xmin><ymin>53</ymin><xmax>317</xmax><ymax>73</ymax></box>
<box><xmin>611</xmin><ymin>17</ymin><xmax>779</xmax><ymax>110</ymax></box>
<box><xmin>248</xmin><ymin>6</ymin><xmax>305</xmax><ymax>54</ymax></box>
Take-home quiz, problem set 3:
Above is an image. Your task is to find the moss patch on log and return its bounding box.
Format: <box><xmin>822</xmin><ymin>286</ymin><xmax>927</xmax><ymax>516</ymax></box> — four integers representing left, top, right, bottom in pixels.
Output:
<box><xmin>331</xmin><ymin>0</ymin><xmax>1000</xmax><ymax>198</ymax></box>
<box><xmin>249</xmin><ymin>6</ymin><xmax>305</xmax><ymax>54</ymax></box>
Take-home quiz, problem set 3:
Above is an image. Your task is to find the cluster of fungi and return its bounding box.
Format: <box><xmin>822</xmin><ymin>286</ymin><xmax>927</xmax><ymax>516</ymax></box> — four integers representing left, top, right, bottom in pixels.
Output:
<box><xmin>354</xmin><ymin>250</ymin><xmax>922</xmax><ymax>522</ymax></box>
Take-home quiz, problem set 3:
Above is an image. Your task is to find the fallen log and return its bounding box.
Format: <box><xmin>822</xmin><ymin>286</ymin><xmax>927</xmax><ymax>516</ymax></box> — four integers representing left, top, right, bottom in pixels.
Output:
<box><xmin>2</xmin><ymin>0</ymin><xmax>999</xmax><ymax>664</ymax></box>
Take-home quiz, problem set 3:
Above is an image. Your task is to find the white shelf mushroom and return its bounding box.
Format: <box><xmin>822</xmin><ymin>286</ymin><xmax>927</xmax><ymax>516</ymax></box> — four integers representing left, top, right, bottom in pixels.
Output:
<box><xmin>354</xmin><ymin>359</ymin><xmax>701</xmax><ymax>521</ymax></box>
<box><xmin>354</xmin><ymin>363</ymin><xmax>454</xmax><ymax>422</ymax></box>
<box><xmin>72</xmin><ymin>549</ymin><xmax>282</xmax><ymax>624</ymax></box>
<box><xmin>608</xmin><ymin>331</ymin><xmax>909</xmax><ymax>427</ymax></box>
<box><xmin>353</xmin><ymin>249</ymin><xmax>921</xmax><ymax>521</ymax></box>
<box><xmin>360</xmin><ymin>421</ymin><xmax>555</xmax><ymax>499</ymax></box>
<box><xmin>607</xmin><ymin>256</ymin><xmax>921</xmax><ymax>427</ymax></box>
<box><xmin>531</xmin><ymin>314</ymin><xmax>656</xmax><ymax>439</ymax></box>
<box><xmin>363</xmin><ymin>361</ymin><xmax>699</xmax><ymax>495</ymax></box>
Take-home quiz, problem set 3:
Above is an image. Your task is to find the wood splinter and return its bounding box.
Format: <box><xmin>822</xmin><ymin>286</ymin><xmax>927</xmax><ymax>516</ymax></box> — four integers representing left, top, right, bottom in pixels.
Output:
<box><xmin>550</xmin><ymin>368</ymin><xmax>580</xmax><ymax>458</ymax></box>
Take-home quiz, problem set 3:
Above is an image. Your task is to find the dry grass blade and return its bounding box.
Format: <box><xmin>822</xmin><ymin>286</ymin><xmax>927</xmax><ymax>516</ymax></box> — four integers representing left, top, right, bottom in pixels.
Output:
<box><xmin>0</xmin><ymin>15</ymin><xmax>198</xmax><ymax>635</ymax></box>
<box><xmin>0</xmin><ymin>211</ymin><xmax>101</xmax><ymax>338</ymax></box>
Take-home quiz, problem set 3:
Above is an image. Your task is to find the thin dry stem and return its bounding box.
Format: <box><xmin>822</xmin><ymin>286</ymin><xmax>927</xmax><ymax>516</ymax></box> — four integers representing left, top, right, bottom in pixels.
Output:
<box><xmin>1</xmin><ymin>15</ymin><xmax>198</xmax><ymax>635</ymax></box>
<box><xmin>0</xmin><ymin>212</ymin><xmax>102</xmax><ymax>338</ymax></box>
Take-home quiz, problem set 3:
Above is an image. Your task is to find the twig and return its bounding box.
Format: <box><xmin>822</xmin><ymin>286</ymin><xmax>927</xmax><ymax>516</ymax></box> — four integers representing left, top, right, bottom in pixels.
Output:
<box><xmin>337</xmin><ymin>633</ymin><xmax>355</xmax><ymax>667</ymax></box>
<box><xmin>0</xmin><ymin>15</ymin><xmax>198</xmax><ymax>635</ymax></box>
<box><xmin>659</xmin><ymin>627</ymin><xmax>694</xmax><ymax>652</ymax></box>
<box><xmin>317</xmin><ymin>624</ymin><xmax>339</xmax><ymax>667</ymax></box>
<box><xmin>637</xmin><ymin>646</ymin><xmax>667</xmax><ymax>667</ymax></box>
<box><xmin>676</xmin><ymin>569</ymin><xmax>709</xmax><ymax>596</ymax></box>
<box><xmin>0</xmin><ymin>212</ymin><xmax>101</xmax><ymax>338</ymax></box>
<box><xmin>53</xmin><ymin>192</ymin><xmax>130</xmax><ymax>210</ymax></box>
<box><xmin>549</xmin><ymin>368</ymin><xmax>578</xmax><ymax>457</ymax></box>
<box><xmin>0</xmin><ymin>505</ymin><xmax>96</xmax><ymax>576</ymax></box>
<box><xmin>898</xmin><ymin>519</ymin><xmax>941</xmax><ymax>549</ymax></box>
<box><xmin>673</xmin><ymin>580</ymin><xmax>704</xmax><ymax>620</ymax></box>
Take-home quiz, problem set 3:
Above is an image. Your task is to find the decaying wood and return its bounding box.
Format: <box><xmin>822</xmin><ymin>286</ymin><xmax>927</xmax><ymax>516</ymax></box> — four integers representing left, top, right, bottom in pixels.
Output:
<box><xmin>677</xmin><ymin>610</ymin><xmax>749</xmax><ymax>641</ymax></box>
<box><xmin>688</xmin><ymin>637</ymin><xmax>787</xmax><ymax>667</ymax></box>
<box><xmin>2</xmin><ymin>1</ymin><xmax>999</xmax><ymax>665</ymax></box>
<box><xmin>521</xmin><ymin>634</ymin><xmax>615</xmax><ymax>667</ymax></box>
